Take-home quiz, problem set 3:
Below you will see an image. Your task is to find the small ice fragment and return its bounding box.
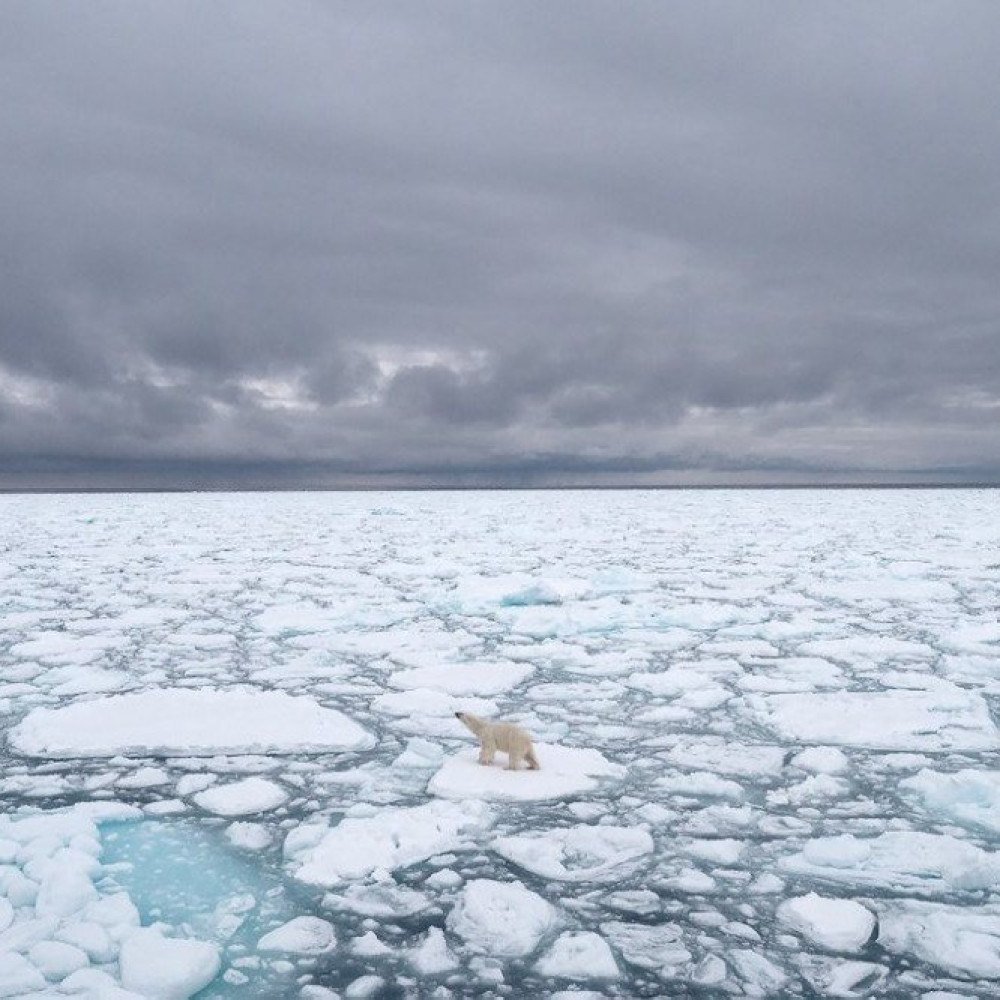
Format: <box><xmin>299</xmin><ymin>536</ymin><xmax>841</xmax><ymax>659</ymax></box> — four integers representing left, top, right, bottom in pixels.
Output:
<box><xmin>257</xmin><ymin>916</ymin><xmax>336</xmax><ymax>955</ymax></box>
<box><xmin>792</xmin><ymin>747</ymin><xmax>849</xmax><ymax>775</ymax></box>
<box><xmin>535</xmin><ymin>931</ymin><xmax>619</xmax><ymax>979</ymax></box>
<box><xmin>408</xmin><ymin>926</ymin><xmax>458</xmax><ymax>974</ymax></box>
<box><xmin>351</xmin><ymin>931</ymin><xmax>391</xmax><ymax>956</ymax></box>
<box><xmin>194</xmin><ymin>777</ymin><xmax>288</xmax><ymax>816</ymax></box>
<box><xmin>225</xmin><ymin>822</ymin><xmax>273</xmax><ymax>851</ymax></box>
<box><xmin>344</xmin><ymin>975</ymin><xmax>385</xmax><ymax>998</ymax></box>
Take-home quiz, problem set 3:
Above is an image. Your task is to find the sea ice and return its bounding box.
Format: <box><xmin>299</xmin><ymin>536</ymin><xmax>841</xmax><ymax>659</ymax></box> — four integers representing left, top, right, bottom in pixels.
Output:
<box><xmin>446</xmin><ymin>879</ymin><xmax>558</xmax><ymax>957</ymax></box>
<box><xmin>781</xmin><ymin>831</ymin><xmax>1000</xmax><ymax>893</ymax></box>
<box><xmin>287</xmin><ymin>800</ymin><xmax>493</xmax><ymax>884</ymax></box>
<box><xmin>900</xmin><ymin>768</ymin><xmax>1000</xmax><ymax>834</ymax></box>
<box><xmin>10</xmin><ymin>688</ymin><xmax>375</xmax><ymax>756</ymax></box>
<box><xmin>599</xmin><ymin>921</ymin><xmax>691</xmax><ymax>977</ymax></box>
<box><xmin>428</xmin><ymin>743</ymin><xmax>625</xmax><ymax>801</ymax></box>
<box><xmin>387</xmin><ymin>661</ymin><xmax>533</xmax><ymax>695</ymax></box>
<box><xmin>194</xmin><ymin>777</ymin><xmax>288</xmax><ymax>816</ymax></box>
<box><xmin>755</xmin><ymin>688</ymin><xmax>999</xmax><ymax>750</ymax></box>
<box><xmin>257</xmin><ymin>916</ymin><xmax>336</xmax><ymax>955</ymax></box>
<box><xmin>118</xmin><ymin>928</ymin><xmax>220</xmax><ymax>1000</ymax></box>
<box><xmin>535</xmin><ymin>930</ymin><xmax>619</xmax><ymax>979</ymax></box>
<box><xmin>408</xmin><ymin>926</ymin><xmax>458</xmax><ymax>974</ymax></box>
<box><xmin>776</xmin><ymin>893</ymin><xmax>876</xmax><ymax>952</ymax></box>
<box><xmin>492</xmin><ymin>825</ymin><xmax>654</xmax><ymax>882</ymax></box>
<box><xmin>877</xmin><ymin>900</ymin><xmax>1000</xmax><ymax>979</ymax></box>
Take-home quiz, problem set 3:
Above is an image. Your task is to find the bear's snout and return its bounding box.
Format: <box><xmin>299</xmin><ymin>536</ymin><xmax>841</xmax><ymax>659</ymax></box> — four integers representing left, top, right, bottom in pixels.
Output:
<box><xmin>454</xmin><ymin>711</ymin><xmax>462</xmax><ymax>718</ymax></box>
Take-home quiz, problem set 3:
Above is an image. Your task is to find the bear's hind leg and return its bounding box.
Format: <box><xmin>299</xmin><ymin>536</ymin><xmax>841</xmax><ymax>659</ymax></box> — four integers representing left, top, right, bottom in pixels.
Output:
<box><xmin>506</xmin><ymin>749</ymin><xmax>523</xmax><ymax>771</ymax></box>
<box><xmin>525</xmin><ymin>746</ymin><xmax>540</xmax><ymax>770</ymax></box>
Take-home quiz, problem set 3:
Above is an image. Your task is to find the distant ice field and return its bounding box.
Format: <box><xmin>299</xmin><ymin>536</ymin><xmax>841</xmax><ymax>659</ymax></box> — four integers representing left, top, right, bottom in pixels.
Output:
<box><xmin>1</xmin><ymin>489</ymin><xmax>999</xmax><ymax>998</ymax></box>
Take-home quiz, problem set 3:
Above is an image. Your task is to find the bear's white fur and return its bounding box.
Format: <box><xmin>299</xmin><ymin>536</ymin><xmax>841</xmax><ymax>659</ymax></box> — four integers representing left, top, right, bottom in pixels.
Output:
<box><xmin>454</xmin><ymin>712</ymin><xmax>540</xmax><ymax>771</ymax></box>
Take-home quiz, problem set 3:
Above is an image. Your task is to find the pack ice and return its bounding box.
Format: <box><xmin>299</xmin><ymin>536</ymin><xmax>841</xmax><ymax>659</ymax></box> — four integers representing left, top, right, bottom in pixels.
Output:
<box><xmin>2</xmin><ymin>488</ymin><xmax>999</xmax><ymax>996</ymax></box>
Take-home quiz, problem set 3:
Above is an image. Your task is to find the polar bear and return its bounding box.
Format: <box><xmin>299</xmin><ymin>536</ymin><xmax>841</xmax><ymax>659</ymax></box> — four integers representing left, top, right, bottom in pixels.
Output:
<box><xmin>454</xmin><ymin>712</ymin><xmax>540</xmax><ymax>771</ymax></box>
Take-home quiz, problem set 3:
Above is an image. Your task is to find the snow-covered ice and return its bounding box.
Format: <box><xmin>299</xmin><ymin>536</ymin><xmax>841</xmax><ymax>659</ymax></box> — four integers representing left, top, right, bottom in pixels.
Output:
<box><xmin>776</xmin><ymin>893</ymin><xmax>877</xmax><ymax>952</ymax></box>
<box><xmin>446</xmin><ymin>878</ymin><xmax>558</xmax><ymax>957</ymax></box>
<box><xmin>535</xmin><ymin>930</ymin><xmax>620</xmax><ymax>979</ymax></box>
<box><xmin>492</xmin><ymin>825</ymin><xmax>654</xmax><ymax>882</ymax></box>
<box><xmin>256</xmin><ymin>916</ymin><xmax>336</xmax><ymax>954</ymax></box>
<box><xmin>286</xmin><ymin>800</ymin><xmax>494</xmax><ymax>884</ymax></box>
<box><xmin>428</xmin><ymin>743</ymin><xmax>625</xmax><ymax>801</ymax></box>
<box><xmin>1</xmin><ymin>488</ymin><xmax>998</xmax><ymax>997</ymax></box>
<box><xmin>10</xmin><ymin>688</ymin><xmax>374</xmax><ymax>757</ymax></box>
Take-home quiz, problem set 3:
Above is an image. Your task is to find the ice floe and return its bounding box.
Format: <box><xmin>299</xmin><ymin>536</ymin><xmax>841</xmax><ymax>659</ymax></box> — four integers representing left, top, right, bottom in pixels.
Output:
<box><xmin>286</xmin><ymin>800</ymin><xmax>493</xmax><ymax>884</ymax></box>
<box><xmin>776</xmin><ymin>893</ymin><xmax>876</xmax><ymax>952</ymax></box>
<box><xmin>492</xmin><ymin>825</ymin><xmax>654</xmax><ymax>882</ymax></box>
<box><xmin>781</xmin><ymin>831</ymin><xmax>1000</xmax><ymax>893</ymax></box>
<box><xmin>877</xmin><ymin>900</ymin><xmax>1000</xmax><ymax>979</ymax></box>
<box><xmin>194</xmin><ymin>777</ymin><xmax>288</xmax><ymax>816</ymax></box>
<box><xmin>446</xmin><ymin>878</ymin><xmax>558</xmax><ymax>957</ymax></box>
<box><xmin>900</xmin><ymin>768</ymin><xmax>1000</xmax><ymax>834</ymax></box>
<box><xmin>755</xmin><ymin>687</ymin><xmax>999</xmax><ymax>750</ymax></box>
<box><xmin>427</xmin><ymin>743</ymin><xmax>625</xmax><ymax>801</ymax></box>
<box><xmin>10</xmin><ymin>688</ymin><xmax>375</xmax><ymax>757</ymax></box>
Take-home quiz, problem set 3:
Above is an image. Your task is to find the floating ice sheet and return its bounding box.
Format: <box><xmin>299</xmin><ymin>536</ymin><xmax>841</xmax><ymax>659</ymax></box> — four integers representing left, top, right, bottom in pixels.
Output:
<box><xmin>754</xmin><ymin>688</ymin><xmax>999</xmax><ymax>750</ymax></box>
<box><xmin>427</xmin><ymin>743</ymin><xmax>625</xmax><ymax>801</ymax></box>
<box><xmin>9</xmin><ymin>688</ymin><xmax>375</xmax><ymax>757</ymax></box>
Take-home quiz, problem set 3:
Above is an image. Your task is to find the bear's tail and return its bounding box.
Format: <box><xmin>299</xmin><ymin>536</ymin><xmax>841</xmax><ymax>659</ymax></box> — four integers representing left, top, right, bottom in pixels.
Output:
<box><xmin>525</xmin><ymin>746</ymin><xmax>540</xmax><ymax>770</ymax></box>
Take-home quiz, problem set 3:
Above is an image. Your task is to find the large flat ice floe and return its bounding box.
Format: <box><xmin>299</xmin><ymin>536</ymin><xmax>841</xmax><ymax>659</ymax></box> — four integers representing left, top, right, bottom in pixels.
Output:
<box><xmin>9</xmin><ymin>688</ymin><xmax>375</xmax><ymax>757</ymax></box>
<box><xmin>286</xmin><ymin>800</ymin><xmax>494</xmax><ymax>884</ymax></box>
<box><xmin>754</xmin><ymin>686</ymin><xmax>999</xmax><ymax>750</ymax></box>
<box><xmin>427</xmin><ymin>743</ymin><xmax>626</xmax><ymax>801</ymax></box>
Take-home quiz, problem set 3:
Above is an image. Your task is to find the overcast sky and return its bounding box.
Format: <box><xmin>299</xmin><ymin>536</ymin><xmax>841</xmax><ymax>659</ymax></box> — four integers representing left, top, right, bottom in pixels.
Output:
<box><xmin>2</xmin><ymin>1</ymin><xmax>998</xmax><ymax>487</ymax></box>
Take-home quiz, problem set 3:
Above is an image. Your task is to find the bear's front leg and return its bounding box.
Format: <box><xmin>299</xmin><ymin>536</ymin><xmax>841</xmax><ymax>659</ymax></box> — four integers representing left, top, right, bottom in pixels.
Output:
<box><xmin>478</xmin><ymin>737</ymin><xmax>495</xmax><ymax>766</ymax></box>
<box><xmin>506</xmin><ymin>749</ymin><xmax>523</xmax><ymax>771</ymax></box>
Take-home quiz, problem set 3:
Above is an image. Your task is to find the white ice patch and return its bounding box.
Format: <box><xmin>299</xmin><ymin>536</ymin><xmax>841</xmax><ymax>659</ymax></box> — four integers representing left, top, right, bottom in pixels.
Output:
<box><xmin>257</xmin><ymin>916</ymin><xmax>336</xmax><ymax>955</ymax></box>
<box><xmin>119</xmin><ymin>927</ymin><xmax>220</xmax><ymax>1000</ymax></box>
<box><xmin>10</xmin><ymin>688</ymin><xmax>375</xmax><ymax>757</ymax></box>
<box><xmin>387</xmin><ymin>661</ymin><xmax>533</xmax><ymax>695</ymax></box>
<box><xmin>287</xmin><ymin>800</ymin><xmax>493</xmax><ymax>885</ymax></box>
<box><xmin>428</xmin><ymin>743</ymin><xmax>625</xmax><ymax>802</ymax></box>
<box><xmin>446</xmin><ymin>879</ymin><xmax>558</xmax><ymax>957</ymax></box>
<box><xmin>755</xmin><ymin>687</ymin><xmax>999</xmax><ymax>750</ymax></box>
<box><xmin>194</xmin><ymin>777</ymin><xmax>288</xmax><ymax>816</ymax></box>
<box><xmin>900</xmin><ymin>768</ymin><xmax>1000</xmax><ymax>834</ymax></box>
<box><xmin>492</xmin><ymin>826</ymin><xmax>654</xmax><ymax>882</ymax></box>
<box><xmin>791</xmin><ymin>747</ymin><xmax>849</xmax><ymax>775</ymax></box>
<box><xmin>781</xmin><ymin>831</ymin><xmax>1000</xmax><ymax>893</ymax></box>
<box><xmin>599</xmin><ymin>921</ymin><xmax>692</xmax><ymax>977</ymax></box>
<box><xmin>877</xmin><ymin>900</ymin><xmax>1000</xmax><ymax>980</ymax></box>
<box><xmin>536</xmin><ymin>931</ymin><xmax>619</xmax><ymax>979</ymax></box>
<box><xmin>662</xmin><ymin>737</ymin><xmax>786</xmax><ymax>778</ymax></box>
<box><xmin>776</xmin><ymin>893</ymin><xmax>876</xmax><ymax>952</ymax></box>
<box><xmin>372</xmin><ymin>688</ymin><xmax>497</xmax><ymax>718</ymax></box>
<box><xmin>407</xmin><ymin>926</ymin><xmax>458</xmax><ymax>974</ymax></box>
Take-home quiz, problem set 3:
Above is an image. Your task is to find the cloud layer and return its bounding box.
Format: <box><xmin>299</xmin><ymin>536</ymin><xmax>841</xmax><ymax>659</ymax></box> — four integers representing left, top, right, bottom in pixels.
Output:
<box><xmin>2</xmin><ymin>1</ymin><xmax>999</xmax><ymax>486</ymax></box>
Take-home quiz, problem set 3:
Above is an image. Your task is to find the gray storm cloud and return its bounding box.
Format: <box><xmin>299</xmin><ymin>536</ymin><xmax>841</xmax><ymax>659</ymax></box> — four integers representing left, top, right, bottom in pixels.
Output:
<box><xmin>1</xmin><ymin>1</ymin><xmax>998</xmax><ymax>486</ymax></box>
